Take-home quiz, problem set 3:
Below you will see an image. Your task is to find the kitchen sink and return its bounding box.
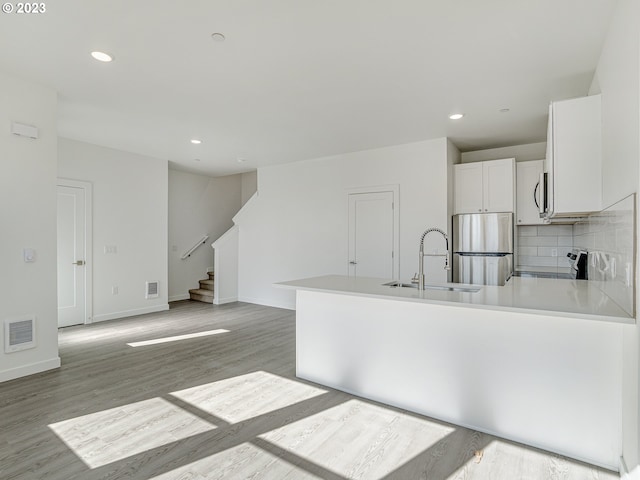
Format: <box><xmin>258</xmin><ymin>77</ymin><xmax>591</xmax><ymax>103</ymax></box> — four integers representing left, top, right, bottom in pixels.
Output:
<box><xmin>383</xmin><ymin>281</ymin><xmax>480</xmax><ymax>293</ymax></box>
<box><xmin>383</xmin><ymin>281</ymin><xmax>418</xmax><ymax>288</ymax></box>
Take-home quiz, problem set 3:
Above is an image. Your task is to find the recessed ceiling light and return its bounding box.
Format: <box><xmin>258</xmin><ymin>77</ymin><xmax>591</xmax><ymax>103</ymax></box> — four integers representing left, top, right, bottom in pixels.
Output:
<box><xmin>194</xmin><ymin>158</ymin><xmax>201</xmax><ymax>162</ymax></box>
<box><xmin>237</xmin><ymin>157</ymin><xmax>246</xmax><ymax>163</ymax></box>
<box><xmin>90</xmin><ymin>51</ymin><xmax>113</xmax><ymax>62</ymax></box>
<box><xmin>499</xmin><ymin>108</ymin><xmax>510</xmax><ymax>113</ymax></box>
<box><xmin>190</xmin><ymin>139</ymin><xmax>202</xmax><ymax>144</ymax></box>
<box><xmin>211</xmin><ymin>33</ymin><xmax>226</xmax><ymax>42</ymax></box>
<box><xmin>449</xmin><ymin>113</ymin><xmax>464</xmax><ymax>120</ymax></box>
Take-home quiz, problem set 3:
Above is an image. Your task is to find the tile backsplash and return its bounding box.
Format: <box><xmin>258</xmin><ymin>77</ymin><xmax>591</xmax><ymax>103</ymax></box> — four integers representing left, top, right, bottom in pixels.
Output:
<box><xmin>573</xmin><ymin>194</ymin><xmax>636</xmax><ymax>316</ymax></box>
<box><xmin>516</xmin><ymin>225</ymin><xmax>573</xmax><ymax>274</ymax></box>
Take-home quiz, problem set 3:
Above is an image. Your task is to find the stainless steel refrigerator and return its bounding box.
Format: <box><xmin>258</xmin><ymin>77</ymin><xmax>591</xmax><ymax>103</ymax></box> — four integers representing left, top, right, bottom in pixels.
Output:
<box><xmin>452</xmin><ymin>213</ymin><xmax>513</xmax><ymax>286</ymax></box>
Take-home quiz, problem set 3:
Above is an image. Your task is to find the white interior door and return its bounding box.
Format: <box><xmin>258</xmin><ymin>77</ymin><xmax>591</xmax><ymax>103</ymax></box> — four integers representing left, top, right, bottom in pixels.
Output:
<box><xmin>57</xmin><ymin>184</ymin><xmax>87</xmax><ymax>327</ymax></box>
<box><xmin>348</xmin><ymin>191</ymin><xmax>395</xmax><ymax>278</ymax></box>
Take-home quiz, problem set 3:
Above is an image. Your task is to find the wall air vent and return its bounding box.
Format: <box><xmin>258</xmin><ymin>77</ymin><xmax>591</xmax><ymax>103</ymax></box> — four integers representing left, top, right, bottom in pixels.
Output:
<box><xmin>5</xmin><ymin>315</ymin><xmax>36</xmax><ymax>353</ymax></box>
<box><xmin>146</xmin><ymin>281</ymin><xmax>159</xmax><ymax>299</ymax></box>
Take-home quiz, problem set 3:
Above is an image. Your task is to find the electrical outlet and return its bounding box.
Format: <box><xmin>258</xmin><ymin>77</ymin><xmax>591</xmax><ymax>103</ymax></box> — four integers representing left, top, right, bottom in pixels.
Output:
<box><xmin>112</xmin><ymin>286</ymin><xmax>119</xmax><ymax>295</ymax></box>
<box><xmin>104</xmin><ymin>245</ymin><xmax>118</xmax><ymax>254</ymax></box>
<box><xmin>551</xmin><ymin>248</ymin><xmax>557</xmax><ymax>257</ymax></box>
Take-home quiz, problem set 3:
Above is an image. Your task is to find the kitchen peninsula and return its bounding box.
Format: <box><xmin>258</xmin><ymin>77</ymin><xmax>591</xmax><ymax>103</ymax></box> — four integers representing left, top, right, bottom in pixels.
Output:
<box><xmin>276</xmin><ymin>274</ymin><xmax>630</xmax><ymax>471</ymax></box>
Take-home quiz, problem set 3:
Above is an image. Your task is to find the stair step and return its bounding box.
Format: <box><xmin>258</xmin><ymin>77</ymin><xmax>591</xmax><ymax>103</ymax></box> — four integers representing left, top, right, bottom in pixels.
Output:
<box><xmin>199</xmin><ymin>279</ymin><xmax>214</xmax><ymax>291</ymax></box>
<box><xmin>189</xmin><ymin>288</ymin><xmax>214</xmax><ymax>304</ymax></box>
<box><xmin>189</xmin><ymin>288</ymin><xmax>213</xmax><ymax>297</ymax></box>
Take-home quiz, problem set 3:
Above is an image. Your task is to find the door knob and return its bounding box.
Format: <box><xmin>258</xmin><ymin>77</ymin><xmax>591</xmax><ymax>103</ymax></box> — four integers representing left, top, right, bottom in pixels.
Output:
<box><xmin>73</xmin><ymin>260</ymin><xmax>85</xmax><ymax>266</ymax></box>
<box><xmin>349</xmin><ymin>261</ymin><xmax>357</xmax><ymax>265</ymax></box>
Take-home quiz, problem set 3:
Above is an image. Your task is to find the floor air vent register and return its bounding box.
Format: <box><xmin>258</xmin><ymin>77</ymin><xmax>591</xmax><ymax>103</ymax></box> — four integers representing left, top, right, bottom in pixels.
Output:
<box><xmin>5</xmin><ymin>315</ymin><xmax>36</xmax><ymax>353</ymax></box>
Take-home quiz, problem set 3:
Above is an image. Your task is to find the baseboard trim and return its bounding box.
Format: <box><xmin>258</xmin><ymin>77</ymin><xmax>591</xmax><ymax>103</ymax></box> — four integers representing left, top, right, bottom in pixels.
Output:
<box><xmin>238</xmin><ymin>296</ymin><xmax>295</xmax><ymax>311</ymax></box>
<box><xmin>169</xmin><ymin>294</ymin><xmax>190</xmax><ymax>302</ymax></box>
<box><xmin>214</xmin><ymin>296</ymin><xmax>238</xmax><ymax>305</ymax></box>
<box><xmin>92</xmin><ymin>304</ymin><xmax>170</xmax><ymax>323</ymax></box>
<box><xmin>621</xmin><ymin>456</ymin><xmax>640</xmax><ymax>479</ymax></box>
<box><xmin>0</xmin><ymin>357</ymin><xmax>61</xmax><ymax>383</ymax></box>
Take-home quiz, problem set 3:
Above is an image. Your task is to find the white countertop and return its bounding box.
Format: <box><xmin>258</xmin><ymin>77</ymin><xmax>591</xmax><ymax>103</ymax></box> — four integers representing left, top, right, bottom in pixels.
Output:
<box><xmin>276</xmin><ymin>274</ymin><xmax>634</xmax><ymax>324</ymax></box>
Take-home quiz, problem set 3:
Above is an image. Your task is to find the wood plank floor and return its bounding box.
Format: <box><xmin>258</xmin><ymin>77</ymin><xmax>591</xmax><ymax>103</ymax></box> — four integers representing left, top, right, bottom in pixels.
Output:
<box><xmin>0</xmin><ymin>300</ymin><xmax>619</xmax><ymax>480</ymax></box>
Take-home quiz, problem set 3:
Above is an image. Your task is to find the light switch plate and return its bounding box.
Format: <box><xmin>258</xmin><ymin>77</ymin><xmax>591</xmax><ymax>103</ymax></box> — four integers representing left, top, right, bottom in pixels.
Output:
<box><xmin>23</xmin><ymin>248</ymin><xmax>36</xmax><ymax>263</ymax></box>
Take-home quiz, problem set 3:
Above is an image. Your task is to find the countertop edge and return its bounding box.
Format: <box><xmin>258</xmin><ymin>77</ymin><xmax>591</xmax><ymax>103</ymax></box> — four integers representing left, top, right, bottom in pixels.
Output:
<box><xmin>275</xmin><ymin>277</ymin><xmax>635</xmax><ymax>325</ymax></box>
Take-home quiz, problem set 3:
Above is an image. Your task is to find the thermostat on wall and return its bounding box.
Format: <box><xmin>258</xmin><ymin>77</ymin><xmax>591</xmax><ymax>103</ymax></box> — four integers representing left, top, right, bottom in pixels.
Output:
<box><xmin>11</xmin><ymin>122</ymin><xmax>39</xmax><ymax>139</ymax></box>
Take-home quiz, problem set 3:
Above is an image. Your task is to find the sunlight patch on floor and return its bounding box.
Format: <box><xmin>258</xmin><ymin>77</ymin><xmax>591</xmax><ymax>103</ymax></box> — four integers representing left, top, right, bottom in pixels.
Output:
<box><xmin>48</xmin><ymin>398</ymin><xmax>216</xmax><ymax>468</ymax></box>
<box><xmin>259</xmin><ymin>399</ymin><xmax>455</xmax><ymax>479</ymax></box>
<box><xmin>147</xmin><ymin>442</ymin><xmax>323</xmax><ymax>480</ymax></box>
<box><xmin>171</xmin><ymin>371</ymin><xmax>327</xmax><ymax>423</ymax></box>
<box><xmin>127</xmin><ymin>329</ymin><xmax>229</xmax><ymax>347</ymax></box>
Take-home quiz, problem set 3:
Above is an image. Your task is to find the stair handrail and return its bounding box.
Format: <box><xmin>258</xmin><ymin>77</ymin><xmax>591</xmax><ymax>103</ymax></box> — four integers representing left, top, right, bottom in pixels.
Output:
<box><xmin>181</xmin><ymin>234</ymin><xmax>210</xmax><ymax>260</ymax></box>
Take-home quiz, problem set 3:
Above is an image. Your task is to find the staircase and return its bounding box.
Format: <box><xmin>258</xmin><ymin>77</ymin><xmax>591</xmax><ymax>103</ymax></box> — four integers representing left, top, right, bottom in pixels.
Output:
<box><xmin>189</xmin><ymin>272</ymin><xmax>214</xmax><ymax>304</ymax></box>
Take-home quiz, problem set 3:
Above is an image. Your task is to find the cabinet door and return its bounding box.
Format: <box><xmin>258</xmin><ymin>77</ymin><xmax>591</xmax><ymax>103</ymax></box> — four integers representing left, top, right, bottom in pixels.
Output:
<box><xmin>516</xmin><ymin>160</ymin><xmax>544</xmax><ymax>225</ymax></box>
<box><xmin>483</xmin><ymin>158</ymin><xmax>514</xmax><ymax>213</ymax></box>
<box><xmin>552</xmin><ymin>94</ymin><xmax>602</xmax><ymax>215</ymax></box>
<box><xmin>454</xmin><ymin>163</ymin><xmax>483</xmax><ymax>214</ymax></box>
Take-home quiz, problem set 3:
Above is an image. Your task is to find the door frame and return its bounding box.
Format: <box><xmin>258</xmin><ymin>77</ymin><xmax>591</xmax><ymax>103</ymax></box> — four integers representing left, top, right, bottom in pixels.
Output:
<box><xmin>346</xmin><ymin>184</ymin><xmax>400</xmax><ymax>278</ymax></box>
<box><xmin>57</xmin><ymin>178</ymin><xmax>93</xmax><ymax>325</ymax></box>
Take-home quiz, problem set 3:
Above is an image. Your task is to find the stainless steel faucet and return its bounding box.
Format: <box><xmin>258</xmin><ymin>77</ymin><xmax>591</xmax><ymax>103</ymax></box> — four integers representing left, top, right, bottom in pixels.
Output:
<box><xmin>415</xmin><ymin>228</ymin><xmax>451</xmax><ymax>291</ymax></box>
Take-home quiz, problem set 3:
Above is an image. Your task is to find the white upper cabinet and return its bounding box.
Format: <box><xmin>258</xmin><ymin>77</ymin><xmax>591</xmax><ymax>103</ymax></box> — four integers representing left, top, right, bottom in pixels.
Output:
<box><xmin>543</xmin><ymin>94</ymin><xmax>602</xmax><ymax>218</ymax></box>
<box><xmin>454</xmin><ymin>158</ymin><xmax>515</xmax><ymax>214</ymax></box>
<box><xmin>483</xmin><ymin>159</ymin><xmax>515</xmax><ymax>213</ymax></box>
<box><xmin>453</xmin><ymin>162</ymin><xmax>484</xmax><ymax>213</ymax></box>
<box><xmin>516</xmin><ymin>160</ymin><xmax>544</xmax><ymax>225</ymax></box>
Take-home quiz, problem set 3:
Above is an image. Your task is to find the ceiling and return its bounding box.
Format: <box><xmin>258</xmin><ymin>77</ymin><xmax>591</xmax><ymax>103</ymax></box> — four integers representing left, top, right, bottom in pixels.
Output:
<box><xmin>0</xmin><ymin>1</ymin><xmax>616</xmax><ymax>176</ymax></box>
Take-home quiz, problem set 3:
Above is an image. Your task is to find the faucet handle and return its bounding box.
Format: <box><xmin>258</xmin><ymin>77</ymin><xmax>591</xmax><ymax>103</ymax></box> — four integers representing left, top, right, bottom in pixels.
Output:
<box><xmin>411</xmin><ymin>272</ymin><xmax>419</xmax><ymax>283</ymax></box>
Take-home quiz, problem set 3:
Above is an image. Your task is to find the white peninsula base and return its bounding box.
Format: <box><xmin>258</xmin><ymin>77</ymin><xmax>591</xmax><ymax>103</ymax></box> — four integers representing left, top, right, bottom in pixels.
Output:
<box><xmin>295</xmin><ymin>289</ymin><xmax>622</xmax><ymax>471</ymax></box>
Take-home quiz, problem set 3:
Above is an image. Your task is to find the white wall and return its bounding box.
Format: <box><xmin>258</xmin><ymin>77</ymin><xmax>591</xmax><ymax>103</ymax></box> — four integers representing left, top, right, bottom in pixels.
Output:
<box><xmin>168</xmin><ymin>169</ymin><xmax>242</xmax><ymax>301</ymax></box>
<box><xmin>461</xmin><ymin>142</ymin><xmax>546</xmax><ymax>163</ymax></box>
<box><xmin>236</xmin><ymin>138</ymin><xmax>454</xmax><ymax>309</ymax></box>
<box><xmin>589</xmin><ymin>0</ymin><xmax>639</xmax><ymax>210</ymax></box>
<box><xmin>212</xmin><ymin>225</ymin><xmax>239</xmax><ymax>304</ymax></box>
<box><xmin>240</xmin><ymin>171</ymin><xmax>257</xmax><ymax>206</ymax></box>
<box><xmin>446</xmin><ymin>139</ymin><xmax>461</xmax><ymax>240</ymax></box>
<box><xmin>588</xmin><ymin>0</ymin><xmax>640</xmax><ymax>475</ymax></box>
<box><xmin>0</xmin><ymin>72</ymin><xmax>60</xmax><ymax>382</ymax></box>
<box><xmin>58</xmin><ymin>138</ymin><xmax>169</xmax><ymax>322</ymax></box>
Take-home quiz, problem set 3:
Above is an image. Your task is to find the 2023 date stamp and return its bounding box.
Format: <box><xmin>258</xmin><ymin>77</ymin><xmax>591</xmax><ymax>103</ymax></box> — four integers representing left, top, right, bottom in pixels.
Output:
<box><xmin>2</xmin><ymin>2</ymin><xmax>46</xmax><ymax>14</ymax></box>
